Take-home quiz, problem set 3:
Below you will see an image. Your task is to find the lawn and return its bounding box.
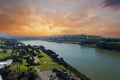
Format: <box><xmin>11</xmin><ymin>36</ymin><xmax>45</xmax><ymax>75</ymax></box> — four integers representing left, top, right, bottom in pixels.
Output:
<box><xmin>39</xmin><ymin>50</ymin><xmax>65</xmax><ymax>71</ymax></box>
<box><xmin>9</xmin><ymin>59</ymin><xmax>34</xmax><ymax>72</ymax></box>
<box><xmin>0</xmin><ymin>50</ymin><xmax>11</xmax><ymax>59</ymax></box>
<box><xmin>9</xmin><ymin>63</ymin><xmax>28</xmax><ymax>71</ymax></box>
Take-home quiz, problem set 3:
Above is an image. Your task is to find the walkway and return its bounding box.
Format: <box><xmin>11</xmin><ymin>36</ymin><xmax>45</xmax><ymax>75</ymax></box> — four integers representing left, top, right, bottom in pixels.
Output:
<box><xmin>34</xmin><ymin>56</ymin><xmax>55</xmax><ymax>80</ymax></box>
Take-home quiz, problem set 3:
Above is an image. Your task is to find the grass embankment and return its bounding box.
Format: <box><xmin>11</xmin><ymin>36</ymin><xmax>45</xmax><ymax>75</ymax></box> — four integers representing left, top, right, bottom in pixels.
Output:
<box><xmin>39</xmin><ymin>50</ymin><xmax>65</xmax><ymax>71</ymax></box>
<box><xmin>0</xmin><ymin>50</ymin><xmax>11</xmax><ymax>60</ymax></box>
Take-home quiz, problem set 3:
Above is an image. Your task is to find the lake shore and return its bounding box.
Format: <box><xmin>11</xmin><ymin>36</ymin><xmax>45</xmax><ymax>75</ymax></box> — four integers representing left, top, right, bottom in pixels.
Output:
<box><xmin>41</xmin><ymin>46</ymin><xmax>90</xmax><ymax>80</ymax></box>
<box><xmin>22</xmin><ymin>40</ymin><xmax>120</xmax><ymax>80</ymax></box>
<box><xmin>0</xmin><ymin>40</ymin><xmax>90</xmax><ymax>80</ymax></box>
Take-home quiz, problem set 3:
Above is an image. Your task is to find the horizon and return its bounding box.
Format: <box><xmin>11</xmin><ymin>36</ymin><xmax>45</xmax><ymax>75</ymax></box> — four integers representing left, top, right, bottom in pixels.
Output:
<box><xmin>0</xmin><ymin>0</ymin><xmax>120</xmax><ymax>37</ymax></box>
<box><xmin>0</xmin><ymin>32</ymin><xmax>120</xmax><ymax>38</ymax></box>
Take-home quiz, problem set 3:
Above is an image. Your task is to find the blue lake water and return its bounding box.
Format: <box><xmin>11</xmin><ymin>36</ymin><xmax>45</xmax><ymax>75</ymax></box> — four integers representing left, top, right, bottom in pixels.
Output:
<box><xmin>22</xmin><ymin>40</ymin><xmax>120</xmax><ymax>80</ymax></box>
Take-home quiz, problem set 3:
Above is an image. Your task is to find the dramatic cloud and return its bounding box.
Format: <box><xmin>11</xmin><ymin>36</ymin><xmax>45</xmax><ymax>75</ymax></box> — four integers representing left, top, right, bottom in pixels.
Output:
<box><xmin>102</xmin><ymin>0</ymin><xmax>120</xmax><ymax>10</ymax></box>
<box><xmin>0</xmin><ymin>0</ymin><xmax>35</xmax><ymax>35</ymax></box>
<box><xmin>0</xmin><ymin>0</ymin><xmax>119</xmax><ymax>36</ymax></box>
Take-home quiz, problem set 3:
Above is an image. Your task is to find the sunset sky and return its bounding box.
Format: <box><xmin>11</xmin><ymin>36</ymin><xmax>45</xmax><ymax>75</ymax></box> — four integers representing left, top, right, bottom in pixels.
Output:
<box><xmin>0</xmin><ymin>0</ymin><xmax>120</xmax><ymax>37</ymax></box>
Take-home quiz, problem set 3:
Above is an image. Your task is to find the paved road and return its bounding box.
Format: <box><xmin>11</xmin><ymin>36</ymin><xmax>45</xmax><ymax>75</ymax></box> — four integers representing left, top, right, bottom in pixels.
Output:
<box><xmin>35</xmin><ymin>66</ymin><xmax>49</xmax><ymax>80</ymax></box>
<box><xmin>34</xmin><ymin>56</ymin><xmax>55</xmax><ymax>80</ymax></box>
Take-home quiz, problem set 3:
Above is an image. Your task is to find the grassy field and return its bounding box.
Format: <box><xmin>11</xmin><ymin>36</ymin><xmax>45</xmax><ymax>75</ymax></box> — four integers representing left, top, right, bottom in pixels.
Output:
<box><xmin>9</xmin><ymin>63</ymin><xmax>28</xmax><ymax>71</ymax></box>
<box><xmin>0</xmin><ymin>50</ymin><xmax>11</xmax><ymax>59</ymax></box>
<box><xmin>39</xmin><ymin>50</ymin><xmax>65</xmax><ymax>71</ymax></box>
<box><xmin>9</xmin><ymin>59</ymin><xmax>27</xmax><ymax>71</ymax></box>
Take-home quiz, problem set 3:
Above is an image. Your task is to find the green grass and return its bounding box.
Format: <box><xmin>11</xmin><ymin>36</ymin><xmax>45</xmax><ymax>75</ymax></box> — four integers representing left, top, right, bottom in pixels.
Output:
<box><xmin>9</xmin><ymin>59</ymin><xmax>28</xmax><ymax>71</ymax></box>
<box><xmin>0</xmin><ymin>50</ymin><xmax>11</xmax><ymax>59</ymax></box>
<box><xmin>9</xmin><ymin>63</ymin><xmax>28</xmax><ymax>71</ymax></box>
<box><xmin>9</xmin><ymin>59</ymin><xmax>34</xmax><ymax>72</ymax></box>
<box><xmin>39</xmin><ymin>50</ymin><xmax>65</xmax><ymax>71</ymax></box>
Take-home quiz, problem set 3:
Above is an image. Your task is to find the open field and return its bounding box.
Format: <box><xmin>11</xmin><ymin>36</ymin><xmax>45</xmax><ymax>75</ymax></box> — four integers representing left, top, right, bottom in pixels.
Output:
<box><xmin>9</xmin><ymin>59</ymin><xmax>34</xmax><ymax>72</ymax></box>
<box><xmin>39</xmin><ymin>50</ymin><xmax>65</xmax><ymax>71</ymax></box>
<box><xmin>0</xmin><ymin>50</ymin><xmax>11</xmax><ymax>60</ymax></box>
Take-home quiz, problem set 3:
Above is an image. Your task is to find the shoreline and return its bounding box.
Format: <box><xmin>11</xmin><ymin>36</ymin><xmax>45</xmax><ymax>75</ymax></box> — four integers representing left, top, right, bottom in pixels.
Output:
<box><xmin>0</xmin><ymin>41</ymin><xmax>90</xmax><ymax>80</ymax></box>
<box><xmin>41</xmin><ymin>47</ymin><xmax>90</xmax><ymax>80</ymax></box>
<box><xmin>43</xmin><ymin>40</ymin><xmax>120</xmax><ymax>52</ymax></box>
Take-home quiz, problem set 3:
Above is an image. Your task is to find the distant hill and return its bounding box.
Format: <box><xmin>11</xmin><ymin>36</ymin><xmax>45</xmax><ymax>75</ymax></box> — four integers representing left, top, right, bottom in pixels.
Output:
<box><xmin>0</xmin><ymin>32</ymin><xmax>18</xmax><ymax>39</ymax></box>
<box><xmin>0</xmin><ymin>32</ymin><xmax>119</xmax><ymax>40</ymax></box>
<box><xmin>0</xmin><ymin>32</ymin><xmax>45</xmax><ymax>40</ymax></box>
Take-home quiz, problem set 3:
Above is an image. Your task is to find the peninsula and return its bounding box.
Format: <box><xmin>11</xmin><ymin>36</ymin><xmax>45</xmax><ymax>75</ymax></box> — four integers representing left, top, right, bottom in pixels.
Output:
<box><xmin>0</xmin><ymin>38</ymin><xmax>90</xmax><ymax>80</ymax></box>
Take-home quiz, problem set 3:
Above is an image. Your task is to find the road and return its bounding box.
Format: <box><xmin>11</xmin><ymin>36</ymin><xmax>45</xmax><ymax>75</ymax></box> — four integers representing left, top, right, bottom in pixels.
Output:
<box><xmin>34</xmin><ymin>56</ymin><xmax>55</xmax><ymax>80</ymax></box>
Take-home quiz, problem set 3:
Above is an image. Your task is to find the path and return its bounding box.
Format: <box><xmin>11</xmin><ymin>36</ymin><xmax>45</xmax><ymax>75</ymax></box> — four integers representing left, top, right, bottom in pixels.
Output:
<box><xmin>34</xmin><ymin>56</ymin><xmax>55</xmax><ymax>80</ymax></box>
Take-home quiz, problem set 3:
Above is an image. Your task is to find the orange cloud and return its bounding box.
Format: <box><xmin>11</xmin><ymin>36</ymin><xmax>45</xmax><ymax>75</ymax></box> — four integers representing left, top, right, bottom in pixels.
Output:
<box><xmin>0</xmin><ymin>0</ymin><xmax>120</xmax><ymax>37</ymax></box>
<box><xmin>0</xmin><ymin>7</ymin><xmax>120</xmax><ymax>36</ymax></box>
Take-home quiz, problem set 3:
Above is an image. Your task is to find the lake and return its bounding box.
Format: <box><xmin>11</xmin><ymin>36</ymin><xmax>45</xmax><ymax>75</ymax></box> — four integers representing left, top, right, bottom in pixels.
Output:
<box><xmin>22</xmin><ymin>40</ymin><xmax>120</xmax><ymax>80</ymax></box>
